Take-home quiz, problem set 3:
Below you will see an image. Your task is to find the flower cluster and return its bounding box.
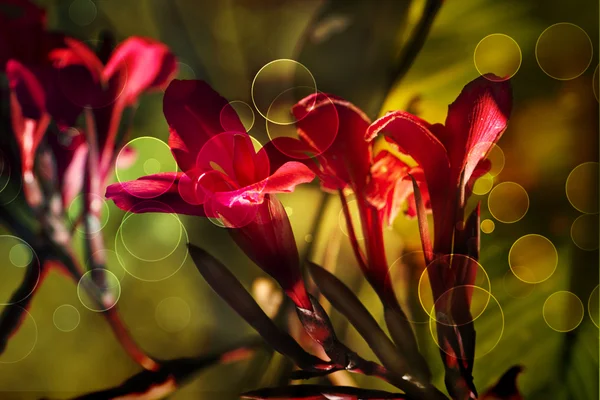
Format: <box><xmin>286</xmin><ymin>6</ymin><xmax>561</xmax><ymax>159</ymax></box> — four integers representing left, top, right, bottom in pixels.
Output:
<box><xmin>106</xmin><ymin>71</ymin><xmax>514</xmax><ymax>399</ymax></box>
<box><xmin>0</xmin><ymin>1</ymin><xmax>524</xmax><ymax>399</ymax></box>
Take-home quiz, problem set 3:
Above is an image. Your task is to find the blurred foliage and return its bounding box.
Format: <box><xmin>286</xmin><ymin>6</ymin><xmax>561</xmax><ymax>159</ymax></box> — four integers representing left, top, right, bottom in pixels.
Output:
<box><xmin>0</xmin><ymin>0</ymin><xmax>598</xmax><ymax>399</ymax></box>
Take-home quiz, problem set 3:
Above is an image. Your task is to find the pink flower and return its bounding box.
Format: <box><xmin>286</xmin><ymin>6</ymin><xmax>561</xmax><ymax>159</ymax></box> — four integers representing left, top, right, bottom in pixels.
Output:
<box><xmin>106</xmin><ymin>80</ymin><xmax>316</xmax><ymax>310</ymax></box>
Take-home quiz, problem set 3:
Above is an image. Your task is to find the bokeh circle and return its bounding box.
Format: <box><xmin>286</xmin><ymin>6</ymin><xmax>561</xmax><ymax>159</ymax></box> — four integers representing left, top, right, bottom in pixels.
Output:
<box><xmin>251</xmin><ymin>59</ymin><xmax>317</xmax><ymax>125</ymax></box>
<box><xmin>77</xmin><ymin>269</ymin><xmax>121</xmax><ymax>312</ymax></box>
<box><xmin>429</xmin><ymin>285</ymin><xmax>504</xmax><ymax>359</ymax></box>
<box><xmin>474</xmin><ymin>33</ymin><xmax>522</xmax><ymax>81</ymax></box>
<box><xmin>535</xmin><ymin>23</ymin><xmax>593</xmax><ymax>80</ymax></box>
<box><xmin>509</xmin><ymin>234</ymin><xmax>557</xmax><ymax>284</ymax></box>
<box><xmin>488</xmin><ymin>182</ymin><xmax>529</xmax><ymax>223</ymax></box>
<box><xmin>155</xmin><ymin>297</ymin><xmax>191</xmax><ymax>333</ymax></box>
<box><xmin>115</xmin><ymin>137</ymin><xmax>178</xmax><ymax>198</ymax></box>
<box><xmin>543</xmin><ymin>291</ymin><xmax>584</xmax><ymax>332</ymax></box>
<box><xmin>565</xmin><ymin>162</ymin><xmax>598</xmax><ymax>214</ymax></box>
<box><xmin>418</xmin><ymin>254</ymin><xmax>491</xmax><ymax>324</ymax></box>
<box><xmin>571</xmin><ymin>214</ymin><xmax>599</xmax><ymax>251</ymax></box>
<box><xmin>53</xmin><ymin>304</ymin><xmax>81</xmax><ymax>332</ymax></box>
<box><xmin>115</xmin><ymin>202</ymin><xmax>189</xmax><ymax>281</ymax></box>
<box><xmin>220</xmin><ymin>101</ymin><xmax>255</xmax><ymax>132</ymax></box>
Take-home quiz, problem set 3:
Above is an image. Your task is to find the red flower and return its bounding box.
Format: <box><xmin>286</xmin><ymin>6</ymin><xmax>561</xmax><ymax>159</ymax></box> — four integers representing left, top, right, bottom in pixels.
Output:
<box><xmin>50</xmin><ymin>36</ymin><xmax>177</xmax><ymax>178</ymax></box>
<box><xmin>366</xmin><ymin>74</ymin><xmax>512</xmax><ymax>397</ymax></box>
<box><xmin>366</xmin><ymin>74</ymin><xmax>512</xmax><ymax>256</ymax></box>
<box><xmin>106</xmin><ymin>80</ymin><xmax>316</xmax><ymax>310</ymax></box>
<box><xmin>6</xmin><ymin>36</ymin><xmax>177</xmax><ymax>207</ymax></box>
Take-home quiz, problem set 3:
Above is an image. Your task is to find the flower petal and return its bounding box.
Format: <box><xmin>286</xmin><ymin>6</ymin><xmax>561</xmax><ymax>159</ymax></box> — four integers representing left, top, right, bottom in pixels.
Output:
<box><xmin>6</xmin><ymin>59</ymin><xmax>49</xmax><ymax>177</ymax></box>
<box><xmin>444</xmin><ymin>74</ymin><xmax>512</xmax><ymax>183</ymax></box>
<box><xmin>105</xmin><ymin>172</ymin><xmax>205</xmax><ymax>216</ymax></box>
<box><xmin>228</xmin><ymin>195</ymin><xmax>311</xmax><ymax>310</ymax></box>
<box><xmin>366</xmin><ymin>111</ymin><xmax>452</xmax><ymax>250</ymax></box>
<box><xmin>293</xmin><ymin>93</ymin><xmax>371</xmax><ymax>191</ymax></box>
<box><xmin>163</xmin><ymin>79</ymin><xmax>246</xmax><ymax>172</ymax></box>
<box><xmin>366</xmin><ymin>150</ymin><xmax>411</xmax><ymax>225</ymax></box>
<box><xmin>103</xmin><ymin>37</ymin><xmax>177</xmax><ymax>106</ymax></box>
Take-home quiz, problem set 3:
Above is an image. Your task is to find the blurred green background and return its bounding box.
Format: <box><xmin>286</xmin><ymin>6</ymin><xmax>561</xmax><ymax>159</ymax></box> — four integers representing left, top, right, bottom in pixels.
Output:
<box><xmin>0</xmin><ymin>0</ymin><xmax>598</xmax><ymax>399</ymax></box>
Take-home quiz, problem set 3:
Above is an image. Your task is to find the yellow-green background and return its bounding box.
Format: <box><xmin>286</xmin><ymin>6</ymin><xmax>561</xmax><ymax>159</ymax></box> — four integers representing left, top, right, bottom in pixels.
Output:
<box><xmin>0</xmin><ymin>0</ymin><xmax>598</xmax><ymax>399</ymax></box>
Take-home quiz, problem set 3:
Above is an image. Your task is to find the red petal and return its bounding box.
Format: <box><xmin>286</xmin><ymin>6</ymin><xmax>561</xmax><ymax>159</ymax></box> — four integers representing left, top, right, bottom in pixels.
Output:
<box><xmin>293</xmin><ymin>93</ymin><xmax>371</xmax><ymax>191</ymax></box>
<box><xmin>444</xmin><ymin>75</ymin><xmax>512</xmax><ymax>184</ymax></box>
<box><xmin>203</xmin><ymin>161</ymin><xmax>315</xmax><ymax>228</ymax></box>
<box><xmin>103</xmin><ymin>37</ymin><xmax>177</xmax><ymax>106</ymax></box>
<box><xmin>229</xmin><ymin>195</ymin><xmax>311</xmax><ymax>310</ymax></box>
<box><xmin>365</xmin><ymin>151</ymin><xmax>412</xmax><ymax>225</ymax></box>
<box><xmin>60</xmin><ymin>138</ymin><xmax>88</xmax><ymax>207</ymax></box>
<box><xmin>366</xmin><ymin>111</ymin><xmax>453</xmax><ymax>251</ymax></box>
<box><xmin>164</xmin><ymin>79</ymin><xmax>246</xmax><ymax>172</ymax></box>
<box><xmin>105</xmin><ymin>173</ymin><xmax>205</xmax><ymax>216</ymax></box>
<box><xmin>6</xmin><ymin>60</ymin><xmax>49</xmax><ymax>176</ymax></box>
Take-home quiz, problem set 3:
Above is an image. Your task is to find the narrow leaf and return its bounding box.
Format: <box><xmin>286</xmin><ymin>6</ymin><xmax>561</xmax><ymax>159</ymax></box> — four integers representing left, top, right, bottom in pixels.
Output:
<box><xmin>307</xmin><ymin>262</ymin><xmax>446</xmax><ymax>399</ymax></box>
<box><xmin>188</xmin><ymin>244</ymin><xmax>327</xmax><ymax>370</ymax></box>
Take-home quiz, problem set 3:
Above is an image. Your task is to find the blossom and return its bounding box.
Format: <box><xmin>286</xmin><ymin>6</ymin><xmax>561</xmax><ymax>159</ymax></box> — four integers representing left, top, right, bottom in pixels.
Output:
<box><xmin>366</xmin><ymin>74</ymin><xmax>512</xmax><ymax>256</ymax></box>
<box><xmin>5</xmin><ymin>35</ymin><xmax>177</xmax><ymax>206</ymax></box>
<box><xmin>366</xmin><ymin>74</ymin><xmax>512</xmax><ymax>397</ymax></box>
<box><xmin>106</xmin><ymin>79</ymin><xmax>316</xmax><ymax>310</ymax></box>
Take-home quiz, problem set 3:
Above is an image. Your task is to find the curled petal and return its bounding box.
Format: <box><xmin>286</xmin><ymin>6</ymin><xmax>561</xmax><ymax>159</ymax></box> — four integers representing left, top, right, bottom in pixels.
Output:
<box><xmin>366</xmin><ymin>151</ymin><xmax>411</xmax><ymax>225</ymax></box>
<box><xmin>103</xmin><ymin>37</ymin><xmax>177</xmax><ymax>106</ymax></box>
<box><xmin>293</xmin><ymin>93</ymin><xmax>371</xmax><ymax>191</ymax></box>
<box><xmin>444</xmin><ymin>74</ymin><xmax>512</xmax><ymax>183</ymax></box>
<box><xmin>6</xmin><ymin>60</ymin><xmax>49</xmax><ymax>189</ymax></box>
<box><xmin>164</xmin><ymin>79</ymin><xmax>246</xmax><ymax>172</ymax></box>
<box><xmin>366</xmin><ymin>111</ymin><xmax>452</xmax><ymax>250</ymax></box>
<box><xmin>105</xmin><ymin>172</ymin><xmax>205</xmax><ymax>216</ymax></box>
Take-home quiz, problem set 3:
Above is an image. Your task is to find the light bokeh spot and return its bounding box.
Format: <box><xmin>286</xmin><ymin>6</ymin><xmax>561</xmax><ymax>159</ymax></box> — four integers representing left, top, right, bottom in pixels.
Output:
<box><xmin>565</xmin><ymin>162</ymin><xmax>598</xmax><ymax>214</ymax></box>
<box><xmin>251</xmin><ymin>59</ymin><xmax>317</xmax><ymax>125</ymax></box>
<box><xmin>9</xmin><ymin>244</ymin><xmax>33</xmax><ymax>268</ymax></box>
<box><xmin>570</xmin><ymin>214</ymin><xmax>599</xmax><ymax>251</ymax></box>
<box><xmin>429</xmin><ymin>286</ymin><xmax>503</xmax><ymax>359</ymax></box>
<box><xmin>220</xmin><ymin>101</ymin><xmax>255</xmax><ymax>132</ymax></box>
<box><xmin>488</xmin><ymin>182</ymin><xmax>529</xmax><ymax>223</ymax></box>
<box><xmin>155</xmin><ymin>297</ymin><xmax>191</xmax><ymax>333</ymax></box>
<box><xmin>115</xmin><ymin>137</ymin><xmax>178</xmax><ymax>199</ymax></box>
<box><xmin>69</xmin><ymin>0</ymin><xmax>97</xmax><ymax>27</ymax></box>
<box><xmin>535</xmin><ymin>23</ymin><xmax>593</xmax><ymax>80</ymax></box>
<box><xmin>480</xmin><ymin>219</ymin><xmax>495</xmax><ymax>234</ymax></box>
<box><xmin>543</xmin><ymin>291</ymin><xmax>584</xmax><ymax>332</ymax></box>
<box><xmin>77</xmin><ymin>270</ymin><xmax>121</xmax><ymax>312</ymax></box>
<box><xmin>509</xmin><ymin>234</ymin><xmax>557</xmax><ymax>284</ymax></box>
<box><xmin>53</xmin><ymin>305</ymin><xmax>81</xmax><ymax>332</ymax></box>
<box><xmin>474</xmin><ymin>33</ymin><xmax>522</xmax><ymax>81</ymax></box>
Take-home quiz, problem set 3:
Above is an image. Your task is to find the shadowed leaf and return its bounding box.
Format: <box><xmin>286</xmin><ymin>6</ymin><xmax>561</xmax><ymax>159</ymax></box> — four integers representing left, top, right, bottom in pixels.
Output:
<box><xmin>188</xmin><ymin>243</ymin><xmax>327</xmax><ymax>370</ymax></box>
